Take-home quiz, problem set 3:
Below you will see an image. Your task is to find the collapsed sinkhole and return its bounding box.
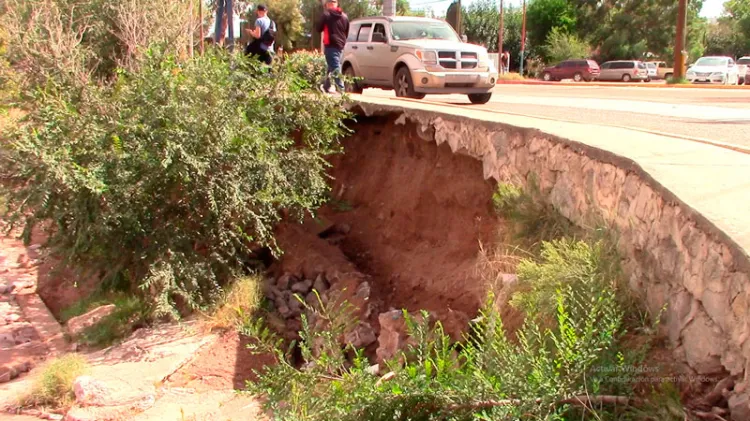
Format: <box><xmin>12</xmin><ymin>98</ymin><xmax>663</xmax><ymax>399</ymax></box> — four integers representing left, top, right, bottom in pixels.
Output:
<box><xmin>259</xmin><ymin>114</ymin><xmax>506</xmax><ymax>365</ymax></box>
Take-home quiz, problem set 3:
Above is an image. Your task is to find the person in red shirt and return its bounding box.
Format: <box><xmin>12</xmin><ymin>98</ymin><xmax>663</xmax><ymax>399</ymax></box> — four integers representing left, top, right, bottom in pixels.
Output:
<box><xmin>316</xmin><ymin>0</ymin><xmax>349</xmax><ymax>94</ymax></box>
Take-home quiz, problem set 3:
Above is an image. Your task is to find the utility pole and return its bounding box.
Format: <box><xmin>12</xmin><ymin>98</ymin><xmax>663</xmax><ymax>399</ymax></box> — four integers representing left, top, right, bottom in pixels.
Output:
<box><xmin>673</xmin><ymin>0</ymin><xmax>688</xmax><ymax>80</ymax></box>
<box><xmin>519</xmin><ymin>0</ymin><xmax>526</xmax><ymax>75</ymax></box>
<box><xmin>498</xmin><ymin>0</ymin><xmax>504</xmax><ymax>68</ymax></box>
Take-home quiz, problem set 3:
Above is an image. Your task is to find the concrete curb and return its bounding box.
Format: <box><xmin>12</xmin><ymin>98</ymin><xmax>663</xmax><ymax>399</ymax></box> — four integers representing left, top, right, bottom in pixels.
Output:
<box><xmin>497</xmin><ymin>80</ymin><xmax>750</xmax><ymax>89</ymax></box>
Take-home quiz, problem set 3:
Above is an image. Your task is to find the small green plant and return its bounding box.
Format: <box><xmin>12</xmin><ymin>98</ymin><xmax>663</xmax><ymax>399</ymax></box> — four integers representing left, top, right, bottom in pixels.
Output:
<box><xmin>59</xmin><ymin>291</ymin><xmax>129</xmax><ymax>323</ymax></box>
<box><xmin>19</xmin><ymin>354</ymin><xmax>89</xmax><ymax>409</ymax></box>
<box><xmin>209</xmin><ymin>275</ymin><xmax>263</xmax><ymax>330</ymax></box>
<box><xmin>666</xmin><ymin>77</ymin><xmax>689</xmax><ymax>85</ymax></box>
<box><xmin>76</xmin><ymin>297</ymin><xmax>149</xmax><ymax>348</ymax></box>
<box><xmin>492</xmin><ymin>179</ymin><xmax>574</xmax><ymax>250</ymax></box>
<box><xmin>244</xmin><ymin>238</ymin><xmax>629</xmax><ymax>420</ymax></box>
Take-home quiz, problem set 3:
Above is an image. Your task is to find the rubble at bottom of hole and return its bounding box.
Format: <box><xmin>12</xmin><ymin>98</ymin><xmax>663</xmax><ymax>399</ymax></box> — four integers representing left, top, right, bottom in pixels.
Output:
<box><xmin>262</xmin><ymin>272</ymin><xmax>377</xmax><ymax>349</ymax></box>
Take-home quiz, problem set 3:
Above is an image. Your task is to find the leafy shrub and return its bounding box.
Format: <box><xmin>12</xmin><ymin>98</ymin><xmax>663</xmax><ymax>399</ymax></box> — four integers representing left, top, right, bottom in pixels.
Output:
<box><xmin>245</xmin><ymin>239</ymin><xmax>628</xmax><ymax>421</ymax></box>
<box><xmin>512</xmin><ymin>238</ymin><xmax>619</xmax><ymax>317</ymax></box>
<box><xmin>1</xmin><ymin>48</ymin><xmax>351</xmax><ymax>317</ymax></box>
<box><xmin>19</xmin><ymin>354</ymin><xmax>89</xmax><ymax>408</ymax></box>
<box><xmin>492</xmin><ymin>179</ymin><xmax>574</xmax><ymax>249</ymax></box>
<box><xmin>281</xmin><ymin>51</ymin><xmax>329</xmax><ymax>89</ymax></box>
<box><xmin>76</xmin><ymin>297</ymin><xmax>149</xmax><ymax>348</ymax></box>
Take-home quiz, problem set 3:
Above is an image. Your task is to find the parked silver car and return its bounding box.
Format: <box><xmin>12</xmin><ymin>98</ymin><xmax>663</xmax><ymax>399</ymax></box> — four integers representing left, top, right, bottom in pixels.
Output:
<box><xmin>597</xmin><ymin>60</ymin><xmax>650</xmax><ymax>82</ymax></box>
<box><xmin>341</xmin><ymin>16</ymin><xmax>498</xmax><ymax>104</ymax></box>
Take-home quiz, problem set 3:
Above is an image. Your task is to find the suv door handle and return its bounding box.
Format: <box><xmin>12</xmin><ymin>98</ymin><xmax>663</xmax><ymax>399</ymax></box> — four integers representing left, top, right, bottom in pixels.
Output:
<box><xmin>366</xmin><ymin>46</ymin><xmax>374</xmax><ymax>50</ymax></box>
<box><xmin>352</xmin><ymin>45</ymin><xmax>358</xmax><ymax>50</ymax></box>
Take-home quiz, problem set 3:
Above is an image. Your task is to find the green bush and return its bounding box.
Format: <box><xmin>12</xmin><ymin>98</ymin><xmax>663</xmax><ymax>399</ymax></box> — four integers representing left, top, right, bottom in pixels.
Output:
<box><xmin>281</xmin><ymin>51</ymin><xmax>328</xmax><ymax>89</ymax></box>
<box><xmin>1</xmin><ymin>48</ymin><xmax>351</xmax><ymax>317</ymax></box>
<box><xmin>244</xmin><ymin>239</ymin><xmax>628</xmax><ymax>421</ymax></box>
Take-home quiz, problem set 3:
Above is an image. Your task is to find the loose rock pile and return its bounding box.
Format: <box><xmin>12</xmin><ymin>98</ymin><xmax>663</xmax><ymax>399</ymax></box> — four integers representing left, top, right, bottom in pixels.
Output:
<box><xmin>262</xmin><ymin>272</ymin><xmax>378</xmax><ymax>349</ymax></box>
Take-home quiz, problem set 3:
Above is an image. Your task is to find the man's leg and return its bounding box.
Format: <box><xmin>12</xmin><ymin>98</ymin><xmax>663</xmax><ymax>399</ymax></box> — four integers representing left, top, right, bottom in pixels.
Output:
<box><xmin>323</xmin><ymin>47</ymin><xmax>336</xmax><ymax>92</ymax></box>
<box><xmin>329</xmin><ymin>49</ymin><xmax>344</xmax><ymax>91</ymax></box>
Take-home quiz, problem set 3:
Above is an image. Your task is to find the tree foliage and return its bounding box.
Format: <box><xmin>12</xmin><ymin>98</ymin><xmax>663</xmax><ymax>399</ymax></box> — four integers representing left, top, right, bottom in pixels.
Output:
<box><xmin>526</xmin><ymin>0</ymin><xmax>578</xmax><ymax>57</ymax></box>
<box><xmin>462</xmin><ymin>1</ymin><xmax>523</xmax><ymax>68</ymax></box>
<box><xmin>544</xmin><ymin>27</ymin><xmax>590</xmax><ymax>64</ymax></box>
<box><xmin>705</xmin><ymin>0</ymin><xmax>750</xmax><ymax>58</ymax></box>
<box><xmin>265</xmin><ymin>0</ymin><xmax>306</xmax><ymax>50</ymax></box>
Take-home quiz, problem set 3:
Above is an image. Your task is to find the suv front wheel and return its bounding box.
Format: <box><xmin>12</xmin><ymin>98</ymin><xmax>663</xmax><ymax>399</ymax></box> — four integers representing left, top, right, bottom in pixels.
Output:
<box><xmin>468</xmin><ymin>93</ymin><xmax>492</xmax><ymax>104</ymax></box>
<box><xmin>343</xmin><ymin>66</ymin><xmax>363</xmax><ymax>94</ymax></box>
<box><xmin>395</xmin><ymin>67</ymin><xmax>425</xmax><ymax>99</ymax></box>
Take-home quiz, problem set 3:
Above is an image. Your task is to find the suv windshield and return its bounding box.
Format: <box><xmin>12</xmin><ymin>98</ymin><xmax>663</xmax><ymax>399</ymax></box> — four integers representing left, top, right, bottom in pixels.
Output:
<box><xmin>391</xmin><ymin>21</ymin><xmax>459</xmax><ymax>42</ymax></box>
<box><xmin>695</xmin><ymin>57</ymin><xmax>727</xmax><ymax>67</ymax></box>
<box><xmin>646</xmin><ymin>63</ymin><xmax>656</xmax><ymax>69</ymax></box>
<box><xmin>738</xmin><ymin>58</ymin><xmax>750</xmax><ymax>65</ymax></box>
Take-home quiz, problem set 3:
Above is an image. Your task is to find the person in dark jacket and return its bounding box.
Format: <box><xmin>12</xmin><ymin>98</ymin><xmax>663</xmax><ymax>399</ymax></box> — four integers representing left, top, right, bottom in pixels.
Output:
<box><xmin>316</xmin><ymin>0</ymin><xmax>349</xmax><ymax>94</ymax></box>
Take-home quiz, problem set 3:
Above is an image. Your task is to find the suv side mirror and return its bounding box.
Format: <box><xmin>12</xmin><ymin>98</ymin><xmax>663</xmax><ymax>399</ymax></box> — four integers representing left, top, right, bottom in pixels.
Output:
<box><xmin>372</xmin><ymin>32</ymin><xmax>386</xmax><ymax>43</ymax></box>
<box><xmin>461</xmin><ymin>34</ymin><xmax>468</xmax><ymax>43</ymax></box>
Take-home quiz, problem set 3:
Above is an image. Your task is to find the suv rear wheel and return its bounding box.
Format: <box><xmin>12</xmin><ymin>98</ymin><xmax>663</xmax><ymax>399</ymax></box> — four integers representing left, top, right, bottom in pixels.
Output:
<box><xmin>622</xmin><ymin>74</ymin><xmax>632</xmax><ymax>82</ymax></box>
<box><xmin>395</xmin><ymin>67</ymin><xmax>425</xmax><ymax>99</ymax></box>
<box><xmin>573</xmin><ymin>72</ymin><xmax>584</xmax><ymax>82</ymax></box>
<box><xmin>343</xmin><ymin>66</ymin><xmax>363</xmax><ymax>94</ymax></box>
<box><xmin>468</xmin><ymin>93</ymin><xmax>492</xmax><ymax>104</ymax></box>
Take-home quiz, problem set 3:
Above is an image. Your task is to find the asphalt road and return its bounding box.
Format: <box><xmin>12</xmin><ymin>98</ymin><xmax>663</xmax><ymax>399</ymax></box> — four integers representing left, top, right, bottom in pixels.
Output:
<box><xmin>362</xmin><ymin>84</ymin><xmax>750</xmax><ymax>149</ymax></box>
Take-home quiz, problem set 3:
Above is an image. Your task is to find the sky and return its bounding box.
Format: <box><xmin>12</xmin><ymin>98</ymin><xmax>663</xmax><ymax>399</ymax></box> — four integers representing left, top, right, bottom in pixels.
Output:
<box><xmin>418</xmin><ymin>0</ymin><xmax>727</xmax><ymax>20</ymax></box>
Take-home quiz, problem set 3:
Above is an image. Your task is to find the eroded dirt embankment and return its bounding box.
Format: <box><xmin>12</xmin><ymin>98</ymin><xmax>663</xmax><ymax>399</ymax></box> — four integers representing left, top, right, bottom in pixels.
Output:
<box><xmin>273</xmin><ymin>115</ymin><xmax>500</xmax><ymax>328</ymax></box>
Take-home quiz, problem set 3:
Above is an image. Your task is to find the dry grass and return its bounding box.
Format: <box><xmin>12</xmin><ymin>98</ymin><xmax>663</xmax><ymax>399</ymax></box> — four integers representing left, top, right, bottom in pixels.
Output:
<box><xmin>18</xmin><ymin>354</ymin><xmax>89</xmax><ymax>409</ymax></box>
<box><xmin>497</xmin><ymin>72</ymin><xmax>526</xmax><ymax>81</ymax></box>
<box><xmin>208</xmin><ymin>275</ymin><xmax>263</xmax><ymax>331</ymax></box>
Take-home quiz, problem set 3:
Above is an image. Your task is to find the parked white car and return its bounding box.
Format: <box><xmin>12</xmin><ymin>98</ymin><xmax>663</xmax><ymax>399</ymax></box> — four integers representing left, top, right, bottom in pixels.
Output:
<box><xmin>686</xmin><ymin>56</ymin><xmax>740</xmax><ymax>85</ymax></box>
<box><xmin>737</xmin><ymin>56</ymin><xmax>750</xmax><ymax>85</ymax></box>
<box><xmin>645</xmin><ymin>62</ymin><xmax>658</xmax><ymax>80</ymax></box>
<box><xmin>341</xmin><ymin>16</ymin><xmax>498</xmax><ymax>104</ymax></box>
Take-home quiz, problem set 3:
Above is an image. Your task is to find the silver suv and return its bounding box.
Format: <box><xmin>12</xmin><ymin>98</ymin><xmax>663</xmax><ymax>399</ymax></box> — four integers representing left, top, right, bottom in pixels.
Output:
<box><xmin>342</xmin><ymin>16</ymin><xmax>498</xmax><ymax>104</ymax></box>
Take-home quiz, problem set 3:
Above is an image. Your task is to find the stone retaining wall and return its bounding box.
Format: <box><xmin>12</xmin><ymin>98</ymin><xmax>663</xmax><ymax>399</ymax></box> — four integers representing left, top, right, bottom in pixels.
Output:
<box><xmin>351</xmin><ymin>101</ymin><xmax>750</xmax><ymax>420</ymax></box>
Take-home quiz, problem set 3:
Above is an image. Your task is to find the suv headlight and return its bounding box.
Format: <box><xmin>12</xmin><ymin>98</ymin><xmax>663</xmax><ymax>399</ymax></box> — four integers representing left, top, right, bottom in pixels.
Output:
<box><xmin>415</xmin><ymin>50</ymin><xmax>438</xmax><ymax>65</ymax></box>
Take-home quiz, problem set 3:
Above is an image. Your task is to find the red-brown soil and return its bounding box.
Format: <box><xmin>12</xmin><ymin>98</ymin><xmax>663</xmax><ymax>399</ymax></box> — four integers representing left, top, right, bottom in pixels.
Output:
<box><xmin>319</xmin><ymin>116</ymin><xmax>500</xmax><ymax>316</ymax></box>
<box><xmin>167</xmin><ymin>330</ymin><xmax>275</xmax><ymax>391</ymax></box>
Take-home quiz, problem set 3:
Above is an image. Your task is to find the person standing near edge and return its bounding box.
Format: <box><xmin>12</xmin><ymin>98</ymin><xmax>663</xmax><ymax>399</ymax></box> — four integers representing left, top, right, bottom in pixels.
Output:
<box><xmin>245</xmin><ymin>4</ymin><xmax>275</xmax><ymax>65</ymax></box>
<box><xmin>316</xmin><ymin>0</ymin><xmax>349</xmax><ymax>94</ymax></box>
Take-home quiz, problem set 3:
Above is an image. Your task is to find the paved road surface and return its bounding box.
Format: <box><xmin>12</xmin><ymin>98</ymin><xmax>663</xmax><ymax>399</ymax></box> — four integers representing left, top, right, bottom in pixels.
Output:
<box><xmin>362</xmin><ymin>85</ymin><xmax>750</xmax><ymax>149</ymax></box>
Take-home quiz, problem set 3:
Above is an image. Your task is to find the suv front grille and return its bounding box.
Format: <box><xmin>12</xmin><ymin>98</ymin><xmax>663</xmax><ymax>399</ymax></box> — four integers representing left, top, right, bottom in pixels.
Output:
<box><xmin>437</xmin><ymin>51</ymin><xmax>480</xmax><ymax>70</ymax></box>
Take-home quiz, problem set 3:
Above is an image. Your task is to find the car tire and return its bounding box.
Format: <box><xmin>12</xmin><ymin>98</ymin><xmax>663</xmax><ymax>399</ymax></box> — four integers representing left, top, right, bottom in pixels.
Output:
<box><xmin>740</xmin><ymin>77</ymin><xmax>745</xmax><ymax>85</ymax></box>
<box><xmin>665</xmin><ymin>72</ymin><xmax>673</xmax><ymax>81</ymax></box>
<box><xmin>468</xmin><ymin>93</ymin><xmax>492</xmax><ymax>104</ymax></box>
<box><xmin>542</xmin><ymin>72</ymin><xmax>552</xmax><ymax>81</ymax></box>
<box><xmin>622</xmin><ymin>74</ymin><xmax>632</xmax><ymax>82</ymax></box>
<box><xmin>395</xmin><ymin>67</ymin><xmax>424</xmax><ymax>99</ymax></box>
<box><xmin>573</xmin><ymin>72</ymin><xmax>583</xmax><ymax>82</ymax></box>
<box><xmin>645</xmin><ymin>78</ymin><xmax>651</xmax><ymax>83</ymax></box>
<box><xmin>343</xmin><ymin>66</ymin><xmax>363</xmax><ymax>94</ymax></box>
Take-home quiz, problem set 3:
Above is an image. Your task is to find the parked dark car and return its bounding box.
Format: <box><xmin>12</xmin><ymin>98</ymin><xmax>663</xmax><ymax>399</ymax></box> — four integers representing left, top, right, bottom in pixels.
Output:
<box><xmin>541</xmin><ymin>59</ymin><xmax>600</xmax><ymax>82</ymax></box>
